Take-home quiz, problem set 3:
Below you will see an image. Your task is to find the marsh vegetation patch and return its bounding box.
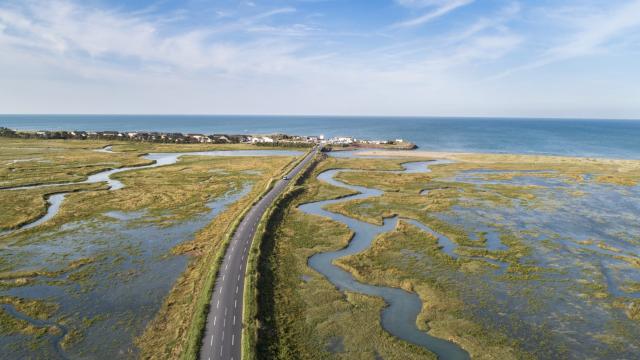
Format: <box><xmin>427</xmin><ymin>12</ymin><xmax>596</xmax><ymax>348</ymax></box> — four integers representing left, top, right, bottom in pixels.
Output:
<box><xmin>0</xmin><ymin>138</ymin><xmax>296</xmax><ymax>358</ymax></box>
<box><xmin>324</xmin><ymin>154</ymin><xmax>640</xmax><ymax>358</ymax></box>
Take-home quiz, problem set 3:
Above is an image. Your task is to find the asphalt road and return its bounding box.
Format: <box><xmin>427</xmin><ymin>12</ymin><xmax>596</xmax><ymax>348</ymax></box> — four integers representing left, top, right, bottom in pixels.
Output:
<box><xmin>199</xmin><ymin>147</ymin><xmax>318</xmax><ymax>360</ymax></box>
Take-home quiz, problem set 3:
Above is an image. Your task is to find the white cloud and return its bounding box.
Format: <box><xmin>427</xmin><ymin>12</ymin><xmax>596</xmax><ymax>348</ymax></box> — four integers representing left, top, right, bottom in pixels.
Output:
<box><xmin>0</xmin><ymin>0</ymin><xmax>637</xmax><ymax>118</ymax></box>
<box><xmin>395</xmin><ymin>0</ymin><xmax>464</xmax><ymax>8</ymax></box>
<box><xmin>495</xmin><ymin>0</ymin><xmax>640</xmax><ymax>78</ymax></box>
<box><xmin>369</xmin><ymin>2</ymin><xmax>520</xmax><ymax>74</ymax></box>
<box><xmin>0</xmin><ymin>0</ymin><xmax>303</xmax><ymax>74</ymax></box>
<box><xmin>392</xmin><ymin>0</ymin><xmax>474</xmax><ymax>28</ymax></box>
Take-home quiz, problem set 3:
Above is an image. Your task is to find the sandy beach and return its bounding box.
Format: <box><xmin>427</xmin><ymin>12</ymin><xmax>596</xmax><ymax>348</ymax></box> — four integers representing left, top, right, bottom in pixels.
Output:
<box><xmin>357</xmin><ymin>150</ymin><xmax>473</xmax><ymax>159</ymax></box>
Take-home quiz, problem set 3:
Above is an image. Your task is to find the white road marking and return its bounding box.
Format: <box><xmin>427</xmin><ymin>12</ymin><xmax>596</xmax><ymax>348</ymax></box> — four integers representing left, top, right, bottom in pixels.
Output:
<box><xmin>224</xmin><ymin>317</ymin><xmax>226</xmax><ymax>327</ymax></box>
<box><xmin>199</xmin><ymin>152</ymin><xmax>315</xmax><ymax>358</ymax></box>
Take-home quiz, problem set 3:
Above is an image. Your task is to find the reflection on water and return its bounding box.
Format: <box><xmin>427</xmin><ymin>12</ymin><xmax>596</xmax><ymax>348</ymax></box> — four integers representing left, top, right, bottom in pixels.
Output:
<box><xmin>0</xmin><ymin>185</ymin><xmax>250</xmax><ymax>359</ymax></box>
<box><xmin>304</xmin><ymin>158</ymin><xmax>640</xmax><ymax>358</ymax></box>
<box><xmin>435</xmin><ymin>168</ymin><xmax>640</xmax><ymax>358</ymax></box>
<box><xmin>0</xmin><ymin>303</ymin><xmax>69</xmax><ymax>359</ymax></box>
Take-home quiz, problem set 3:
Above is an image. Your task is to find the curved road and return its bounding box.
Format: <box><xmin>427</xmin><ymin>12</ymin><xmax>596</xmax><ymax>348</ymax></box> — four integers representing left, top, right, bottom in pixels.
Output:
<box><xmin>199</xmin><ymin>147</ymin><xmax>318</xmax><ymax>360</ymax></box>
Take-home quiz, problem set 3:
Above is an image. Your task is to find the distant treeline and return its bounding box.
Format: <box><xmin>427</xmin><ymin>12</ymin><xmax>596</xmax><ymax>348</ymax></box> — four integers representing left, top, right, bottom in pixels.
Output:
<box><xmin>0</xmin><ymin>127</ymin><xmax>18</xmax><ymax>138</ymax></box>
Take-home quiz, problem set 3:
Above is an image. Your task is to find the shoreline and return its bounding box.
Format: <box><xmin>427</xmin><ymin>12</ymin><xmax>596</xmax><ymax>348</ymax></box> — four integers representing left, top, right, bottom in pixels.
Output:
<box><xmin>357</xmin><ymin>149</ymin><xmax>640</xmax><ymax>163</ymax></box>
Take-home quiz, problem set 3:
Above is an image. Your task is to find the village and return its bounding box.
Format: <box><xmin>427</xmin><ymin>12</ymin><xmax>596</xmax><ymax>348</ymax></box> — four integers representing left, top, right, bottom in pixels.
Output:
<box><xmin>0</xmin><ymin>127</ymin><xmax>415</xmax><ymax>149</ymax></box>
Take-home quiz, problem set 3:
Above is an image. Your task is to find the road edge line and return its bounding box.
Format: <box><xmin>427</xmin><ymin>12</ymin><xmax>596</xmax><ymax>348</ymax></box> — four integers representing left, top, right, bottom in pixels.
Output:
<box><xmin>241</xmin><ymin>149</ymin><xmax>318</xmax><ymax>360</ymax></box>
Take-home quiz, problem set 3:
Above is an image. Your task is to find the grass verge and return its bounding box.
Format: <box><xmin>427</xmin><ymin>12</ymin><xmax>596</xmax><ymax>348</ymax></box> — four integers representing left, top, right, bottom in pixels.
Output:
<box><xmin>242</xmin><ymin>151</ymin><xmax>317</xmax><ymax>360</ymax></box>
<box><xmin>136</xmin><ymin>152</ymin><xmax>309</xmax><ymax>359</ymax></box>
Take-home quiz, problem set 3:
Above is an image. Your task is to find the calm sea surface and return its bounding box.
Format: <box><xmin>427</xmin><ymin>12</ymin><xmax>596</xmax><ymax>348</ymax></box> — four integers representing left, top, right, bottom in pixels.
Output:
<box><xmin>1</xmin><ymin>115</ymin><xmax>640</xmax><ymax>159</ymax></box>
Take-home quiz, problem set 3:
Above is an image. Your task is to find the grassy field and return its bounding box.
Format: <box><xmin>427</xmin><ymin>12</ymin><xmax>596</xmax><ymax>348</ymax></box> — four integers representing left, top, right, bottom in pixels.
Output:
<box><xmin>0</xmin><ymin>137</ymin><xmax>301</xmax><ymax>231</ymax></box>
<box><xmin>253</xmin><ymin>155</ymin><xmax>442</xmax><ymax>359</ymax></box>
<box><xmin>0</xmin><ymin>138</ymin><xmax>151</xmax><ymax>189</ymax></box>
<box><xmin>256</xmin><ymin>152</ymin><xmax>640</xmax><ymax>359</ymax></box>
<box><xmin>0</xmin><ymin>182</ymin><xmax>107</xmax><ymax>230</ymax></box>
<box><xmin>0</xmin><ymin>138</ymin><xmax>302</xmax><ymax>189</ymax></box>
<box><xmin>357</xmin><ymin>151</ymin><xmax>640</xmax><ymax>187</ymax></box>
<box><xmin>0</xmin><ymin>138</ymin><xmax>297</xmax><ymax>357</ymax></box>
<box><xmin>335</xmin><ymin>222</ymin><xmax>528</xmax><ymax>360</ymax></box>
<box><xmin>4</xmin><ymin>137</ymin><xmax>639</xmax><ymax>357</ymax></box>
<box><xmin>107</xmin><ymin>142</ymin><xmax>301</xmax><ymax>153</ymax></box>
<box><xmin>0</xmin><ymin>155</ymin><xmax>290</xmax><ymax>234</ymax></box>
<box><xmin>135</xmin><ymin>156</ymin><xmax>297</xmax><ymax>359</ymax></box>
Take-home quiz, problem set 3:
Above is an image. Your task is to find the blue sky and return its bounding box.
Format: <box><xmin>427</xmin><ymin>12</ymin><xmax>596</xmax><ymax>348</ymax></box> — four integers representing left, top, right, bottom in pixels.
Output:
<box><xmin>0</xmin><ymin>0</ymin><xmax>639</xmax><ymax>118</ymax></box>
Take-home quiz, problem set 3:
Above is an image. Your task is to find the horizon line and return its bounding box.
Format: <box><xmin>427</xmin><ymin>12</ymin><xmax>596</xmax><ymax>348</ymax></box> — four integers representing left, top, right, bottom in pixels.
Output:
<box><xmin>1</xmin><ymin>114</ymin><xmax>640</xmax><ymax>121</ymax></box>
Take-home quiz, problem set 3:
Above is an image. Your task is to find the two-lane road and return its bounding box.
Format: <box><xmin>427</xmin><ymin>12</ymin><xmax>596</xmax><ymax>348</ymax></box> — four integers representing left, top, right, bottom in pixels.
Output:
<box><xmin>199</xmin><ymin>147</ymin><xmax>318</xmax><ymax>360</ymax></box>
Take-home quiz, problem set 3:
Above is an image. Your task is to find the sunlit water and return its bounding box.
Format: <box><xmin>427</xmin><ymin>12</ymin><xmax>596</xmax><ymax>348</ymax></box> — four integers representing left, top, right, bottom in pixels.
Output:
<box><xmin>0</xmin><ymin>148</ymin><xmax>301</xmax><ymax>358</ymax></box>
<box><xmin>0</xmin><ymin>186</ymin><xmax>250</xmax><ymax>359</ymax></box>
<box><xmin>307</xmin><ymin>152</ymin><xmax>640</xmax><ymax>358</ymax></box>
<box><xmin>3</xmin><ymin>115</ymin><xmax>640</xmax><ymax>159</ymax></box>
<box><xmin>433</xmin><ymin>170</ymin><xmax>640</xmax><ymax>358</ymax></box>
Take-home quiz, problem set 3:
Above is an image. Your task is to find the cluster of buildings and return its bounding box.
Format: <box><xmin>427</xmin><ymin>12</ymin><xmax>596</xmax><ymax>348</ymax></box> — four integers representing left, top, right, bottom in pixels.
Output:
<box><xmin>0</xmin><ymin>127</ymin><xmax>409</xmax><ymax>148</ymax></box>
<box><xmin>62</xmin><ymin>131</ymin><xmax>243</xmax><ymax>143</ymax></box>
<box><xmin>0</xmin><ymin>127</ymin><xmax>262</xmax><ymax>144</ymax></box>
<box><xmin>322</xmin><ymin>136</ymin><xmax>404</xmax><ymax>145</ymax></box>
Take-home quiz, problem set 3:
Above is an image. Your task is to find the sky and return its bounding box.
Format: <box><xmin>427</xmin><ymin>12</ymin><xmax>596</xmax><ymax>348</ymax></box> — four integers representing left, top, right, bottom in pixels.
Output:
<box><xmin>0</xmin><ymin>0</ymin><xmax>639</xmax><ymax>118</ymax></box>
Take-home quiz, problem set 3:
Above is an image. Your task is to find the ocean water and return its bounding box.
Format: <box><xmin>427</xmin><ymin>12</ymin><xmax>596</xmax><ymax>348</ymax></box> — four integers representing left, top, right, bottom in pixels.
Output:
<box><xmin>1</xmin><ymin>115</ymin><xmax>640</xmax><ymax>159</ymax></box>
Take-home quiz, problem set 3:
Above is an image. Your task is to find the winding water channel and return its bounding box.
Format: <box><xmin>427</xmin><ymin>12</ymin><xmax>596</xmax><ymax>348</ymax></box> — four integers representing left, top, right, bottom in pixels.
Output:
<box><xmin>0</xmin><ymin>303</ymin><xmax>69</xmax><ymax>359</ymax></box>
<box><xmin>1</xmin><ymin>146</ymin><xmax>301</xmax><ymax>237</ymax></box>
<box><xmin>299</xmin><ymin>160</ymin><xmax>470</xmax><ymax>360</ymax></box>
<box><xmin>1</xmin><ymin>146</ymin><xmax>303</xmax><ymax>357</ymax></box>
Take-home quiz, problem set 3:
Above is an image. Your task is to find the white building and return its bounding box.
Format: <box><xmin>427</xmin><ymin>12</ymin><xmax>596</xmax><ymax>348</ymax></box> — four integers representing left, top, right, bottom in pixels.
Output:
<box><xmin>188</xmin><ymin>134</ymin><xmax>211</xmax><ymax>143</ymax></box>
<box><xmin>330</xmin><ymin>136</ymin><xmax>354</xmax><ymax>144</ymax></box>
<box><xmin>249</xmin><ymin>136</ymin><xmax>275</xmax><ymax>143</ymax></box>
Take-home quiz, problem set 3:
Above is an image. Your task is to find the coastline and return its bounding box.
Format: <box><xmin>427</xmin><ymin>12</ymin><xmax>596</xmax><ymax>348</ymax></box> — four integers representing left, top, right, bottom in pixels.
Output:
<box><xmin>3</xmin><ymin>116</ymin><xmax>640</xmax><ymax>160</ymax></box>
<box><xmin>357</xmin><ymin>149</ymin><xmax>640</xmax><ymax>164</ymax></box>
<box><xmin>357</xmin><ymin>150</ymin><xmax>471</xmax><ymax>158</ymax></box>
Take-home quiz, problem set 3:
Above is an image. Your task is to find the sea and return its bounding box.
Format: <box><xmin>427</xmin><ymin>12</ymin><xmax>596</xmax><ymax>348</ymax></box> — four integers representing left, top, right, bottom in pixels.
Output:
<box><xmin>1</xmin><ymin>115</ymin><xmax>640</xmax><ymax>159</ymax></box>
